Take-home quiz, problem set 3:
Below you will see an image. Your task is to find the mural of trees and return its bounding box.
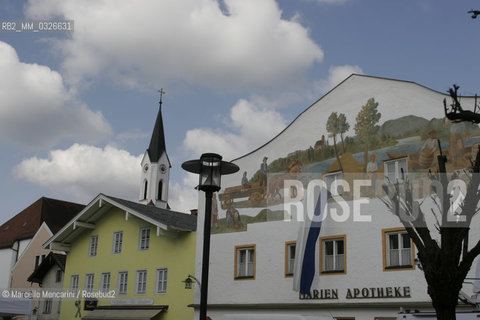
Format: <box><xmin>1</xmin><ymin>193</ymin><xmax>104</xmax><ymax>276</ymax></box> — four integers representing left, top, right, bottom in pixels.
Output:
<box><xmin>337</xmin><ymin>113</ymin><xmax>350</xmax><ymax>153</ymax></box>
<box><xmin>354</xmin><ymin>98</ymin><xmax>381</xmax><ymax>171</ymax></box>
<box><xmin>326</xmin><ymin>112</ymin><xmax>343</xmax><ymax>171</ymax></box>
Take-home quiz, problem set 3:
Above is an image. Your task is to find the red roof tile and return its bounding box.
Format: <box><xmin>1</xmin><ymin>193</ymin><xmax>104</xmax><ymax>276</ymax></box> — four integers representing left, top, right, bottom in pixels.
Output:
<box><xmin>0</xmin><ymin>197</ymin><xmax>85</xmax><ymax>249</ymax></box>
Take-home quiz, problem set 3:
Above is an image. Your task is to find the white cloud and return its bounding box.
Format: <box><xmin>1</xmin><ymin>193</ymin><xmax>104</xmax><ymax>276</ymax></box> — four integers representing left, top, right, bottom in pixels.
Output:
<box><xmin>0</xmin><ymin>41</ymin><xmax>113</xmax><ymax>148</ymax></box>
<box><xmin>315</xmin><ymin>64</ymin><xmax>364</xmax><ymax>94</ymax></box>
<box><xmin>14</xmin><ymin>143</ymin><xmax>201</xmax><ymax>213</ymax></box>
<box><xmin>25</xmin><ymin>0</ymin><xmax>323</xmax><ymax>91</ymax></box>
<box><xmin>182</xmin><ymin>98</ymin><xmax>287</xmax><ymax>160</ymax></box>
<box><xmin>14</xmin><ymin>144</ymin><xmax>142</xmax><ymax>202</ymax></box>
<box><xmin>307</xmin><ymin>0</ymin><xmax>348</xmax><ymax>4</ymax></box>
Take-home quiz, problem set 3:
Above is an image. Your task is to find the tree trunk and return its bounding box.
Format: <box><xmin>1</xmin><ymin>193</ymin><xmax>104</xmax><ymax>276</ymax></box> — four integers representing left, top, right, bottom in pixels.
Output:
<box><xmin>363</xmin><ymin>144</ymin><xmax>369</xmax><ymax>172</ymax></box>
<box><xmin>340</xmin><ymin>133</ymin><xmax>345</xmax><ymax>153</ymax></box>
<box><xmin>420</xmin><ymin>248</ymin><xmax>461</xmax><ymax>320</ymax></box>
<box><xmin>333</xmin><ymin>134</ymin><xmax>343</xmax><ymax>171</ymax></box>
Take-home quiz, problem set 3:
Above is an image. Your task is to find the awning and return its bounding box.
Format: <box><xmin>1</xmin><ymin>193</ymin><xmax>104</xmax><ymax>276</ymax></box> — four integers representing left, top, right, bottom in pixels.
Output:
<box><xmin>0</xmin><ymin>298</ymin><xmax>33</xmax><ymax>316</ymax></box>
<box><xmin>82</xmin><ymin>308</ymin><xmax>164</xmax><ymax>320</ymax></box>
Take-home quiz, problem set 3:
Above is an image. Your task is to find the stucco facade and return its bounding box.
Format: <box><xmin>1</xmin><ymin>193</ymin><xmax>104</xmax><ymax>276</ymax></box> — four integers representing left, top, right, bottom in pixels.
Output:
<box><xmin>50</xmin><ymin>196</ymin><xmax>196</xmax><ymax>320</ymax></box>
<box><xmin>193</xmin><ymin>75</ymin><xmax>480</xmax><ymax>319</ymax></box>
<box><xmin>11</xmin><ymin>223</ymin><xmax>53</xmax><ymax>290</ymax></box>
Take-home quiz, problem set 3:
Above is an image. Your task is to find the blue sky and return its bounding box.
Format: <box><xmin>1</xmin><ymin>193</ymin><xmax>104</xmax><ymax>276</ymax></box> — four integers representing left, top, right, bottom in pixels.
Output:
<box><xmin>0</xmin><ymin>0</ymin><xmax>479</xmax><ymax>224</ymax></box>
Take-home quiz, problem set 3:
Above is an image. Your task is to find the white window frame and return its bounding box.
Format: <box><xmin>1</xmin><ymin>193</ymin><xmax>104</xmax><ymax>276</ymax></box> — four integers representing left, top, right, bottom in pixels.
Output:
<box><xmin>118</xmin><ymin>272</ymin><xmax>128</xmax><ymax>295</ymax></box>
<box><xmin>112</xmin><ymin>231</ymin><xmax>123</xmax><ymax>254</ymax></box>
<box><xmin>100</xmin><ymin>272</ymin><xmax>111</xmax><ymax>293</ymax></box>
<box><xmin>384</xmin><ymin>157</ymin><xmax>408</xmax><ymax>184</ymax></box>
<box><xmin>70</xmin><ymin>275</ymin><xmax>79</xmax><ymax>291</ymax></box>
<box><xmin>155</xmin><ymin>268</ymin><xmax>168</xmax><ymax>294</ymax></box>
<box><xmin>285</xmin><ymin>242</ymin><xmax>296</xmax><ymax>277</ymax></box>
<box><xmin>138</xmin><ymin>227</ymin><xmax>150</xmax><ymax>251</ymax></box>
<box><xmin>235</xmin><ymin>245</ymin><xmax>255</xmax><ymax>279</ymax></box>
<box><xmin>385</xmin><ymin>230</ymin><xmax>413</xmax><ymax>268</ymax></box>
<box><xmin>42</xmin><ymin>299</ymin><xmax>52</xmax><ymax>314</ymax></box>
<box><xmin>324</xmin><ymin>171</ymin><xmax>343</xmax><ymax>196</ymax></box>
<box><xmin>321</xmin><ymin>237</ymin><xmax>345</xmax><ymax>273</ymax></box>
<box><xmin>88</xmin><ymin>235</ymin><xmax>98</xmax><ymax>257</ymax></box>
<box><xmin>135</xmin><ymin>270</ymin><xmax>147</xmax><ymax>295</ymax></box>
<box><xmin>85</xmin><ymin>273</ymin><xmax>94</xmax><ymax>292</ymax></box>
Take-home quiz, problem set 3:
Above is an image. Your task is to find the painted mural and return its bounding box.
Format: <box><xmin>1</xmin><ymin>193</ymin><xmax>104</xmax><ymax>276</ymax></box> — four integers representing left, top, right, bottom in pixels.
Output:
<box><xmin>212</xmin><ymin>96</ymin><xmax>480</xmax><ymax>234</ymax></box>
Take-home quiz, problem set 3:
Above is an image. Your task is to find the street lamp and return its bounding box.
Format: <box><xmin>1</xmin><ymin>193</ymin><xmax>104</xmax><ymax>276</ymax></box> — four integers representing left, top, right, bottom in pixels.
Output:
<box><xmin>183</xmin><ymin>274</ymin><xmax>201</xmax><ymax>290</ymax></box>
<box><xmin>182</xmin><ymin>153</ymin><xmax>239</xmax><ymax>320</ymax></box>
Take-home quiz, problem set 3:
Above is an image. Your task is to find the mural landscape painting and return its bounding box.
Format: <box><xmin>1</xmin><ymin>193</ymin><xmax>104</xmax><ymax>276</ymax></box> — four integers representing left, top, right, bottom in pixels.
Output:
<box><xmin>212</xmin><ymin>96</ymin><xmax>480</xmax><ymax>234</ymax></box>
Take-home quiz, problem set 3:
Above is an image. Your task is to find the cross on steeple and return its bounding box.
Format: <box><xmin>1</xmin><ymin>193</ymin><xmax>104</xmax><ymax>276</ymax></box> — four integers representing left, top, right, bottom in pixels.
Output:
<box><xmin>158</xmin><ymin>88</ymin><xmax>166</xmax><ymax>109</ymax></box>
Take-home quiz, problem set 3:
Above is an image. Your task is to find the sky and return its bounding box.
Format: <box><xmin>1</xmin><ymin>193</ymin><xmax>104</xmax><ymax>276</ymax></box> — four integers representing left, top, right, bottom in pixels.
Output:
<box><xmin>0</xmin><ymin>0</ymin><xmax>479</xmax><ymax>225</ymax></box>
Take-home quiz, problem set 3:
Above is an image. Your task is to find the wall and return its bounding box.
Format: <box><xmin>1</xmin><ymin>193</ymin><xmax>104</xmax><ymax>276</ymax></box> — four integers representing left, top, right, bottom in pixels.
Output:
<box><xmin>59</xmin><ymin>207</ymin><xmax>195</xmax><ymax>320</ymax></box>
<box><xmin>194</xmin><ymin>75</ymin><xmax>480</xmax><ymax>319</ymax></box>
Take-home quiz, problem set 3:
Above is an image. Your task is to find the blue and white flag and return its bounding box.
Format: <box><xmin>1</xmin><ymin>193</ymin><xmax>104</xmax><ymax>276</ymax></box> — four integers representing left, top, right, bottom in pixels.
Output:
<box><xmin>293</xmin><ymin>186</ymin><xmax>328</xmax><ymax>294</ymax></box>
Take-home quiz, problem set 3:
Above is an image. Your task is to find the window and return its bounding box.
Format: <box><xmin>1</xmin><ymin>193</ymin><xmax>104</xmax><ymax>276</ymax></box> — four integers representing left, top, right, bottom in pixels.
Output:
<box><xmin>384</xmin><ymin>158</ymin><xmax>407</xmax><ymax>184</ymax></box>
<box><xmin>320</xmin><ymin>236</ymin><xmax>346</xmax><ymax>274</ymax></box>
<box><xmin>158</xmin><ymin>180</ymin><xmax>163</xmax><ymax>201</ymax></box>
<box><xmin>143</xmin><ymin>180</ymin><xmax>148</xmax><ymax>200</ymax></box>
<box><xmin>383</xmin><ymin>228</ymin><xmax>414</xmax><ymax>270</ymax></box>
<box><xmin>135</xmin><ymin>270</ymin><xmax>147</xmax><ymax>295</ymax></box>
<box><xmin>55</xmin><ymin>269</ymin><xmax>62</xmax><ymax>283</ymax></box>
<box><xmin>155</xmin><ymin>268</ymin><xmax>168</xmax><ymax>294</ymax></box>
<box><xmin>112</xmin><ymin>231</ymin><xmax>123</xmax><ymax>254</ymax></box>
<box><xmin>235</xmin><ymin>245</ymin><xmax>255</xmax><ymax>279</ymax></box>
<box><xmin>88</xmin><ymin>235</ymin><xmax>98</xmax><ymax>256</ymax></box>
<box><xmin>34</xmin><ymin>254</ymin><xmax>46</xmax><ymax>270</ymax></box>
<box><xmin>118</xmin><ymin>272</ymin><xmax>128</xmax><ymax>295</ymax></box>
<box><xmin>101</xmin><ymin>273</ymin><xmax>111</xmax><ymax>293</ymax></box>
<box><xmin>139</xmin><ymin>227</ymin><xmax>150</xmax><ymax>251</ymax></box>
<box><xmin>70</xmin><ymin>275</ymin><xmax>79</xmax><ymax>291</ymax></box>
<box><xmin>324</xmin><ymin>171</ymin><xmax>343</xmax><ymax>196</ymax></box>
<box><xmin>42</xmin><ymin>299</ymin><xmax>52</xmax><ymax>314</ymax></box>
<box><xmin>85</xmin><ymin>274</ymin><xmax>94</xmax><ymax>292</ymax></box>
<box><xmin>285</xmin><ymin>241</ymin><xmax>296</xmax><ymax>277</ymax></box>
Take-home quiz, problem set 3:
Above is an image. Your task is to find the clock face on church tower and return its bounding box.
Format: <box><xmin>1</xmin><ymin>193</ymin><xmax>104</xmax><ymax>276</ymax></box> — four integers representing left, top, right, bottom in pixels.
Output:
<box><xmin>143</xmin><ymin>164</ymin><xmax>149</xmax><ymax>172</ymax></box>
<box><xmin>160</xmin><ymin>164</ymin><xmax>167</xmax><ymax>174</ymax></box>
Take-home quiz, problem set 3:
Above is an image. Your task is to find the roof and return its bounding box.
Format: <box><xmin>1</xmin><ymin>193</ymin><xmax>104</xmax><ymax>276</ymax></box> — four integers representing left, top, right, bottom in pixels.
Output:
<box><xmin>147</xmin><ymin>103</ymin><xmax>169</xmax><ymax>164</ymax></box>
<box><xmin>82</xmin><ymin>306</ymin><xmax>167</xmax><ymax>320</ymax></box>
<box><xmin>45</xmin><ymin>194</ymin><xmax>196</xmax><ymax>250</ymax></box>
<box><xmin>0</xmin><ymin>197</ymin><xmax>85</xmax><ymax>249</ymax></box>
<box><xmin>107</xmin><ymin>196</ymin><xmax>196</xmax><ymax>231</ymax></box>
<box><xmin>27</xmin><ymin>252</ymin><xmax>66</xmax><ymax>284</ymax></box>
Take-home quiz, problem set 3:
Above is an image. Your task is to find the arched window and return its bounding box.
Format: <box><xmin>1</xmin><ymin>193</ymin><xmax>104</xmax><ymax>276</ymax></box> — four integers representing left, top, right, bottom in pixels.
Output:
<box><xmin>158</xmin><ymin>180</ymin><xmax>163</xmax><ymax>201</ymax></box>
<box><xmin>144</xmin><ymin>180</ymin><xmax>148</xmax><ymax>200</ymax></box>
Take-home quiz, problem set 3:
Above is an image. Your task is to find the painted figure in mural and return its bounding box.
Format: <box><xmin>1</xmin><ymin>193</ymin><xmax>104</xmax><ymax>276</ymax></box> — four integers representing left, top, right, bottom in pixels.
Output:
<box><xmin>446</xmin><ymin>120</ymin><xmax>467</xmax><ymax>166</ymax></box>
<box><xmin>241</xmin><ymin>171</ymin><xmax>251</xmax><ymax>189</ymax></box>
<box><xmin>226</xmin><ymin>203</ymin><xmax>242</xmax><ymax>229</ymax></box>
<box><xmin>421</xmin><ymin>130</ymin><xmax>439</xmax><ymax>153</ymax></box>
<box><xmin>419</xmin><ymin>130</ymin><xmax>439</xmax><ymax>169</ymax></box>
<box><xmin>259</xmin><ymin>157</ymin><xmax>268</xmax><ymax>190</ymax></box>
<box><xmin>212</xmin><ymin>193</ymin><xmax>219</xmax><ymax>228</ymax></box>
<box><xmin>470</xmin><ymin>143</ymin><xmax>480</xmax><ymax>164</ymax></box>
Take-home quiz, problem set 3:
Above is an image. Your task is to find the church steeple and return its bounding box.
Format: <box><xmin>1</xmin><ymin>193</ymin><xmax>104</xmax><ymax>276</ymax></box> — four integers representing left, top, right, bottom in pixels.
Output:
<box><xmin>139</xmin><ymin>89</ymin><xmax>171</xmax><ymax>208</ymax></box>
<box><xmin>147</xmin><ymin>89</ymin><xmax>167</xmax><ymax>163</ymax></box>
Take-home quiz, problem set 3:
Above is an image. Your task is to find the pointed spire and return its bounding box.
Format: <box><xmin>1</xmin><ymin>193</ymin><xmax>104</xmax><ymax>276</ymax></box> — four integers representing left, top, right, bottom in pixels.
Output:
<box><xmin>147</xmin><ymin>89</ymin><xmax>167</xmax><ymax>162</ymax></box>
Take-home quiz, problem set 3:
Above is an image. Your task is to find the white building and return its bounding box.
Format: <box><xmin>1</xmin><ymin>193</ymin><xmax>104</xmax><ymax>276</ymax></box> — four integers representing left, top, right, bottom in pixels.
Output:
<box><xmin>193</xmin><ymin>75</ymin><xmax>480</xmax><ymax>320</ymax></box>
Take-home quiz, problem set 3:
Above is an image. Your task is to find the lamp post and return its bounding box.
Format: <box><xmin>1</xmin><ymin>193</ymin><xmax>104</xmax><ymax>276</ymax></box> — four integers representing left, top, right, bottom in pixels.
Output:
<box><xmin>182</xmin><ymin>153</ymin><xmax>239</xmax><ymax>320</ymax></box>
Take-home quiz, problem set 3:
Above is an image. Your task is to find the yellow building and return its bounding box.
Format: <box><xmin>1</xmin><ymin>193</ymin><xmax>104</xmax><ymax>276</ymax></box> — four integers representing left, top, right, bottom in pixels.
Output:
<box><xmin>45</xmin><ymin>194</ymin><xmax>196</xmax><ymax>320</ymax></box>
<box><xmin>44</xmin><ymin>95</ymin><xmax>197</xmax><ymax>320</ymax></box>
